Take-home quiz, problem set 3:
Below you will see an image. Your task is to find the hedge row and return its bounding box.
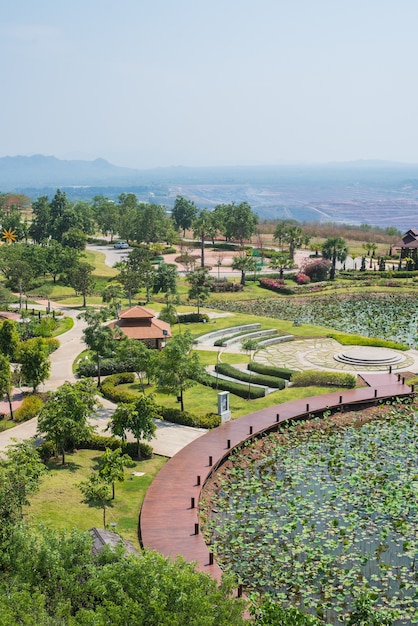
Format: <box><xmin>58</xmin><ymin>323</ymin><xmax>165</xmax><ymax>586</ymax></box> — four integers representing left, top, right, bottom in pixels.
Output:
<box><xmin>37</xmin><ymin>434</ymin><xmax>153</xmax><ymax>463</ymax></box>
<box><xmin>248</xmin><ymin>362</ymin><xmax>295</xmax><ymax>380</ymax></box>
<box><xmin>291</xmin><ymin>370</ymin><xmax>357</xmax><ymax>388</ymax></box>
<box><xmin>197</xmin><ymin>372</ymin><xmax>266</xmax><ymax>399</ymax></box>
<box><xmin>78</xmin><ymin>359</ymin><xmax>137</xmax><ymax>378</ymax></box>
<box><xmin>215</xmin><ymin>363</ymin><xmax>286</xmax><ymax>389</ymax></box>
<box><xmin>100</xmin><ymin>373</ymin><xmax>220</xmax><ymax>428</ymax></box>
<box><xmin>327</xmin><ymin>332</ymin><xmax>408</xmax><ymax>351</ymax></box>
<box><xmin>210</xmin><ymin>282</ymin><xmax>244</xmax><ymax>293</ymax></box>
<box><xmin>177</xmin><ymin>313</ymin><xmax>210</xmax><ymax>324</ymax></box>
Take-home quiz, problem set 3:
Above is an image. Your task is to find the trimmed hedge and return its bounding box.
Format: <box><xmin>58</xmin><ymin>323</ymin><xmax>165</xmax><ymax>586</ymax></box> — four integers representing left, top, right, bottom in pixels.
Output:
<box><xmin>210</xmin><ymin>281</ymin><xmax>244</xmax><ymax>293</ymax></box>
<box><xmin>215</xmin><ymin>363</ymin><xmax>286</xmax><ymax>389</ymax></box>
<box><xmin>37</xmin><ymin>434</ymin><xmax>153</xmax><ymax>463</ymax></box>
<box><xmin>13</xmin><ymin>395</ymin><xmax>44</xmax><ymax>423</ymax></box>
<box><xmin>177</xmin><ymin>313</ymin><xmax>210</xmax><ymax>324</ymax></box>
<box><xmin>291</xmin><ymin>370</ymin><xmax>357</xmax><ymax>388</ymax></box>
<box><xmin>197</xmin><ymin>372</ymin><xmax>266</xmax><ymax>399</ymax></box>
<box><xmin>326</xmin><ymin>332</ymin><xmax>408</xmax><ymax>351</ymax></box>
<box><xmin>100</xmin><ymin>372</ymin><xmax>220</xmax><ymax>428</ymax></box>
<box><xmin>78</xmin><ymin>358</ymin><xmax>137</xmax><ymax>378</ymax></box>
<box><xmin>248</xmin><ymin>362</ymin><xmax>295</xmax><ymax>381</ymax></box>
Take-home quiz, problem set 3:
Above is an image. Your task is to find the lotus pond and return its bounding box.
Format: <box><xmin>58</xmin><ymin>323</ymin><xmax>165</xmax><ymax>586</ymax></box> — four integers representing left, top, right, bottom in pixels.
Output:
<box><xmin>212</xmin><ymin>294</ymin><xmax>418</xmax><ymax>348</ymax></box>
<box><xmin>202</xmin><ymin>404</ymin><xmax>418</xmax><ymax>624</ymax></box>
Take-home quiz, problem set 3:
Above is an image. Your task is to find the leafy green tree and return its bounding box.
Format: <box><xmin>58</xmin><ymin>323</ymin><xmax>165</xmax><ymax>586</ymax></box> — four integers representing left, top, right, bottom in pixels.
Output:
<box><xmin>228</xmin><ymin>201</ymin><xmax>258</xmax><ymax>245</ymax></box>
<box><xmin>43</xmin><ymin>240</ymin><xmax>78</xmax><ymax>283</ymax></box>
<box><xmin>186</xmin><ymin>267</ymin><xmax>212</xmax><ymax>313</ymax></box>
<box><xmin>98</xmin><ymin>447</ymin><xmax>133</xmax><ymax>499</ymax></box>
<box><xmin>61</xmin><ymin>227</ymin><xmax>88</xmax><ymax>250</ymax></box>
<box><xmin>322</xmin><ymin>236</ymin><xmax>348</xmax><ymax>280</ymax></box>
<box><xmin>19</xmin><ymin>337</ymin><xmax>51</xmax><ymax>392</ymax></box>
<box><xmin>0</xmin><ymin>354</ymin><xmax>14</xmax><ymax>419</ymax></box>
<box><xmin>28</xmin><ymin>195</ymin><xmax>51</xmax><ymax>243</ymax></box>
<box><xmin>116</xmin><ymin>338</ymin><xmax>157</xmax><ymax>391</ymax></box>
<box><xmin>0</xmin><ymin>318</ymin><xmax>20</xmax><ymax>360</ymax></box>
<box><xmin>126</xmin><ymin>245</ymin><xmax>155</xmax><ymax>302</ymax></box>
<box><xmin>108</xmin><ymin>396</ymin><xmax>159</xmax><ymax>459</ymax></box>
<box><xmin>37</xmin><ymin>379</ymin><xmax>99</xmax><ymax>464</ymax></box>
<box><xmin>114</xmin><ymin>260</ymin><xmax>142</xmax><ymax>306</ymax></box>
<box><xmin>269</xmin><ymin>251</ymin><xmax>292</xmax><ymax>278</ymax></box>
<box><xmin>92</xmin><ymin>195</ymin><xmax>119</xmax><ymax>241</ymax></box>
<box><xmin>78</xmin><ymin>472</ymin><xmax>112</xmax><ymax>528</ymax></box>
<box><xmin>66</xmin><ymin>261</ymin><xmax>96</xmax><ymax>307</ymax></box>
<box><xmin>136</xmin><ymin>203</ymin><xmax>172</xmax><ymax>244</ymax></box>
<box><xmin>153</xmin><ymin>262</ymin><xmax>178</xmax><ymax>295</ymax></box>
<box><xmin>172</xmin><ymin>195</ymin><xmax>198</xmax><ymax>236</ymax></box>
<box><xmin>231</xmin><ymin>253</ymin><xmax>256</xmax><ymax>286</ymax></box>
<box><xmin>0</xmin><ymin>439</ymin><xmax>46</xmax><ymax>534</ymax></box>
<box><xmin>117</xmin><ymin>192</ymin><xmax>139</xmax><ymax>242</ymax></box>
<box><xmin>157</xmin><ymin>331</ymin><xmax>204</xmax><ymax>412</ymax></box>
<box><xmin>79</xmin><ymin>308</ymin><xmax>118</xmax><ymax>387</ymax></box>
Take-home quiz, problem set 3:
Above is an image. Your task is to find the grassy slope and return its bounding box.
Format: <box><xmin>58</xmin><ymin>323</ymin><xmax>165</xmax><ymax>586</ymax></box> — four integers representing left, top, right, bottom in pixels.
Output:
<box><xmin>27</xmin><ymin>450</ymin><xmax>166</xmax><ymax>547</ymax></box>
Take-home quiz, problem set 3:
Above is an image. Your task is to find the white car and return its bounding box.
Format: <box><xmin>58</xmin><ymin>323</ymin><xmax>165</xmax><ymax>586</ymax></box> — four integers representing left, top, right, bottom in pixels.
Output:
<box><xmin>114</xmin><ymin>242</ymin><xmax>129</xmax><ymax>249</ymax></box>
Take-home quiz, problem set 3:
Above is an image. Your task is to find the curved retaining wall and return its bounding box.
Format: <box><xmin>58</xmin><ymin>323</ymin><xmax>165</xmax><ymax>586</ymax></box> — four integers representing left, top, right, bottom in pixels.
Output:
<box><xmin>140</xmin><ymin>373</ymin><xmax>413</xmax><ymax>584</ymax></box>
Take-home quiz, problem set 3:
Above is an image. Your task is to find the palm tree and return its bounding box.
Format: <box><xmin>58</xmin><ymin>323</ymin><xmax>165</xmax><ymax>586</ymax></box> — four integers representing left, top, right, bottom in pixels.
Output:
<box><xmin>322</xmin><ymin>237</ymin><xmax>348</xmax><ymax>280</ymax></box>
<box><xmin>269</xmin><ymin>252</ymin><xmax>292</xmax><ymax>279</ymax></box>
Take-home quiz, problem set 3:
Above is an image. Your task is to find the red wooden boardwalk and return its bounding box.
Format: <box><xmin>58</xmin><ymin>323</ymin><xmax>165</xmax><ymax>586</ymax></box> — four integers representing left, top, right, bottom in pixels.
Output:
<box><xmin>140</xmin><ymin>374</ymin><xmax>413</xmax><ymax>583</ymax></box>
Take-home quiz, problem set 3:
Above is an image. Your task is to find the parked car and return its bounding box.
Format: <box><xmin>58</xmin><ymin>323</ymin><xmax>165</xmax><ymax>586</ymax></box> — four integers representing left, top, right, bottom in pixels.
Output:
<box><xmin>114</xmin><ymin>242</ymin><xmax>129</xmax><ymax>249</ymax></box>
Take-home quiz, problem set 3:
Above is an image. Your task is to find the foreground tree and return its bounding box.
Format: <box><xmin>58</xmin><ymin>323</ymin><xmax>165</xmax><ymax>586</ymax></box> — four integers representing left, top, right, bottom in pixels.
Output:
<box><xmin>157</xmin><ymin>331</ymin><xmax>204</xmax><ymax>412</ymax></box>
<box><xmin>108</xmin><ymin>395</ymin><xmax>160</xmax><ymax>459</ymax></box>
<box><xmin>37</xmin><ymin>379</ymin><xmax>99</xmax><ymax>464</ymax></box>
<box><xmin>0</xmin><ymin>354</ymin><xmax>14</xmax><ymax>419</ymax></box>
<box><xmin>269</xmin><ymin>251</ymin><xmax>293</xmax><ymax>278</ymax></box>
<box><xmin>322</xmin><ymin>236</ymin><xmax>348</xmax><ymax>280</ymax></box>
<box><xmin>172</xmin><ymin>195</ymin><xmax>198</xmax><ymax>236</ymax></box>
<box><xmin>66</xmin><ymin>261</ymin><xmax>95</xmax><ymax>306</ymax></box>
<box><xmin>0</xmin><ymin>318</ymin><xmax>20</xmax><ymax>360</ymax></box>
<box><xmin>78</xmin><ymin>472</ymin><xmax>112</xmax><ymax>528</ymax></box>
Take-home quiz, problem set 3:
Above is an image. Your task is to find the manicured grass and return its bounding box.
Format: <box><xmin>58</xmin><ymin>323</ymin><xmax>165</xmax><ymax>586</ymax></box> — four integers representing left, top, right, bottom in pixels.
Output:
<box><xmin>26</xmin><ymin>449</ymin><xmax>167</xmax><ymax>548</ymax></box>
<box><xmin>0</xmin><ymin>418</ymin><xmax>16</xmax><ymax>432</ymax></box>
<box><xmin>121</xmin><ymin>379</ymin><xmax>340</xmax><ymax>420</ymax></box>
<box><xmin>83</xmin><ymin>249</ymin><xmax>118</xmax><ymax>278</ymax></box>
<box><xmin>52</xmin><ymin>315</ymin><xmax>74</xmax><ymax>336</ymax></box>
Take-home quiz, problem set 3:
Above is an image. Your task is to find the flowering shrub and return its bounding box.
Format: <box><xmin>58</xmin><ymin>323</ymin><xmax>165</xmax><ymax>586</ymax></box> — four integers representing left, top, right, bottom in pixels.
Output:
<box><xmin>301</xmin><ymin>257</ymin><xmax>331</xmax><ymax>282</ymax></box>
<box><xmin>296</xmin><ymin>273</ymin><xmax>310</xmax><ymax>285</ymax></box>
<box><xmin>259</xmin><ymin>278</ymin><xmax>294</xmax><ymax>294</ymax></box>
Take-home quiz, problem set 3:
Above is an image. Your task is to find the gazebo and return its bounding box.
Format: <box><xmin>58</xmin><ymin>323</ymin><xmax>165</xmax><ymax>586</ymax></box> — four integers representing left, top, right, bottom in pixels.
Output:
<box><xmin>110</xmin><ymin>305</ymin><xmax>172</xmax><ymax>349</ymax></box>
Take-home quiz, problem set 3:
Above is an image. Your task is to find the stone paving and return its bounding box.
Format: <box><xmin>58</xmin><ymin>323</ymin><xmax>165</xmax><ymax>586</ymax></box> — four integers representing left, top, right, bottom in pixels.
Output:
<box><xmin>253</xmin><ymin>337</ymin><xmax>417</xmax><ymax>372</ymax></box>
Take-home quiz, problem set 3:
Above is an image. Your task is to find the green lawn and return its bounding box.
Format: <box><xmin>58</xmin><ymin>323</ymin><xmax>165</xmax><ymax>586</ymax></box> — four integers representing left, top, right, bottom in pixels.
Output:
<box><xmin>26</xmin><ymin>449</ymin><xmax>167</xmax><ymax>548</ymax></box>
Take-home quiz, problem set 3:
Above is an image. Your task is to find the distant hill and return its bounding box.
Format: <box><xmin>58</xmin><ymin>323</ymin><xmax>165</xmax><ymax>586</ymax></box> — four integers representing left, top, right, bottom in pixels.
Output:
<box><xmin>2</xmin><ymin>155</ymin><xmax>418</xmax><ymax>230</ymax></box>
<box><xmin>0</xmin><ymin>155</ymin><xmax>143</xmax><ymax>188</ymax></box>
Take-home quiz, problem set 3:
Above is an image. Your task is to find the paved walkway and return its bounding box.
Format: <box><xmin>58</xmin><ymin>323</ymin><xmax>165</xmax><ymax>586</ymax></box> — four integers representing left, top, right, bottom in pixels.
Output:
<box><xmin>0</xmin><ymin>302</ymin><xmax>205</xmax><ymax>457</ymax></box>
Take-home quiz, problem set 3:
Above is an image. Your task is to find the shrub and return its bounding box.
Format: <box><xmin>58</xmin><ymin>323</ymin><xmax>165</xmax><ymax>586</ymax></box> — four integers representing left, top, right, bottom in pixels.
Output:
<box><xmin>100</xmin><ymin>372</ymin><xmax>136</xmax><ymax>403</ymax></box>
<box><xmin>295</xmin><ymin>273</ymin><xmax>310</xmax><ymax>285</ymax></box>
<box><xmin>291</xmin><ymin>370</ymin><xmax>356</xmax><ymax>388</ymax></box>
<box><xmin>210</xmin><ymin>281</ymin><xmax>244</xmax><ymax>293</ymax></box>
<box><xmin>197</xmin><ymin>372</ymin><xmax>266</xmax><ymax>399</ymax></box>
<box><xmin>38</xmin><ymin>435</ymin><xmax>153</xmax><ymax>461</ymax></box>
<box><xmin>259</xmin><ymin>278</ymin><xmax>294</xmax><ymax>295</ymax></box>
<box><xmin>215</xmin><ymin>363</ymin><xmax>286</xmax><ymax>389</ymax></box>
<box><xmin>159</xmin><ymin>406</ymin><xmax>220</xmax><ymax>429</ymax></box>
<box><xmin>326</xmin><ymin>332</ymin><xmax>408</xmax><ymax>351</ymax></box>
<box><xmin>13</xmin><ymin>395</ymin><xmax>44</xmax><ymax>423</ymax></box>
<box><xmin>248</xmin><ymin>362</ymin><xmax>295</xmax><ymax>380</ymax></box>
<box><xmin>176</xmin><ymin>313</ymin><xmax>210</xmax><ymax>324</ymax></box>
<box><xmin>301</xmin><ymin>257</ymin><xmax>331</xmax><ymax>282</ymax></box>
<box><xmin>43</xmin><ymin>337</ymin><xmax>60</xmax><ymax>354</ymax></box>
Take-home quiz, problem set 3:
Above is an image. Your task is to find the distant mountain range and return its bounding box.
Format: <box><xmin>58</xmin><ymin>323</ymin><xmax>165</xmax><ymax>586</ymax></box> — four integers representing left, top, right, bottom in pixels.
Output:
<box><xmin>2</xmin><ymin>155</ymin><xmax>418</xmax><ymax>230</ymax></box>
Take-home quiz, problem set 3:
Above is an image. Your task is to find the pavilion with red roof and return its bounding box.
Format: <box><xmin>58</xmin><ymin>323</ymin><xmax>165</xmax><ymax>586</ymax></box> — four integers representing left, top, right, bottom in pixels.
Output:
<box><xmin>109</xmin><ymin>306</ymin><xmax>172</xmax><ymax>350</ymax></box>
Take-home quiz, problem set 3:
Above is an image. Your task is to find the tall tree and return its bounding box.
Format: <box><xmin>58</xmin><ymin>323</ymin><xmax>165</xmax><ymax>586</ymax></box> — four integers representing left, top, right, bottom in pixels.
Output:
<box><xmin>37</xmin><ymin>379</ymin><xmax>99</xmax><ymax>464</ymax></box>
<box><xmin>284</xmin><ymin>225</ymin><xmax>303</xmax><ymax>260</ymax></box>
<box><xmin>157</xmin><ymin>331</ymin><xmax>204</xmax><ymax>412</ymax></box>
<box><xmin>172</xmin><ymin>195</ymin><xmax>198</xmax><ymax>236</ymax></box>
<box><xmin>269</xmin><ymin>252</ymin><xmax>293</xmax><ymax>278</ymax></box>
<box><xmin>126</xmin><ymin>245</ymin><xmax>155</xmax><ymax>302</ymax></box>
<box><xmin>228</xmin><ymin>201</ymin><xmax>258</xmax><ymax>245</ymax></box>
<box><xmin>108</xmin><ymin>396</ymin><xmax>159</xmax><ymax>460</ymax></box>
<box><xmin>153</xmin><ymin>262</ymin><xmax>178</xmax><ymax>296</ymax></box>
<box><xmin>92</xmin><ymin>196</ymin><xmax>119</xmax><ymax>241</ymax></box>
<box><xmin>116</xmin><ymin>338</ymin><xmax>157</xmax><ymax>391</ymax></box>
<box><xmin>28</xmin><ymin>195</ymin><xmax>51</xmax><ymax>243</ymax></box>
<box><xmin>322</xmin><ymin>236</ymin><xmax>348</xmax><ymax>280</ymax></box>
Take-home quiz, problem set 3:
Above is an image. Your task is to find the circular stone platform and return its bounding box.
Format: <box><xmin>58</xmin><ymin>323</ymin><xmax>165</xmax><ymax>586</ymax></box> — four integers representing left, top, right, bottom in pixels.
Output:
<box><xmin>334</xmin><ymin>346</ymin><xmax>406</xmax><ymax>367</ymax></box>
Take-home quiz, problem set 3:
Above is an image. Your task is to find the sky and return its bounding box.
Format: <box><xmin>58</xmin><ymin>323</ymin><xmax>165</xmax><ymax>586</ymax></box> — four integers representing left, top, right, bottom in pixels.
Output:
<box><xmin>2</xmin><ymin>0</ymin><xmax>418</xmax><ymax>169</ymax></box>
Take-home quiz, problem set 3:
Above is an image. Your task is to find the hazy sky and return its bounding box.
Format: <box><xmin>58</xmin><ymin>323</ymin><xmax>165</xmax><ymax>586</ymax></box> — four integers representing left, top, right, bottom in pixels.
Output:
<box><xmin>2</xmin><ymin>0</ymin><xmax>418</xmax><ymax>169</ymax></box>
